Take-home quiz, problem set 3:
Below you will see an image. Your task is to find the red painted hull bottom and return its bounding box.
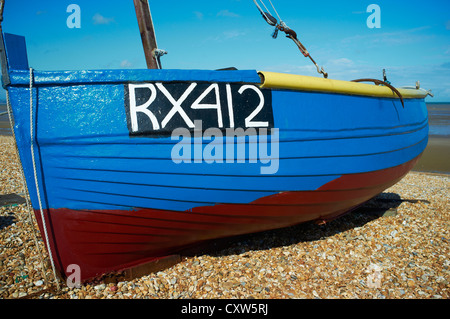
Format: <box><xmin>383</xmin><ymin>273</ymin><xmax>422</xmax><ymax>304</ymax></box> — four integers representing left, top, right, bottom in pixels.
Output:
<box><xmin>34</xmin><ymin>157</ymin><xmax>419</xmax><ymax>282</ymax></box>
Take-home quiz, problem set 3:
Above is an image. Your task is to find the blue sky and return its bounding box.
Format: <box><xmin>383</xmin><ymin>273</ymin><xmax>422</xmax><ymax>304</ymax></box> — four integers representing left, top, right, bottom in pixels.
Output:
<box><xmin>1</xmin><ymin>0</ymin><xmax>449</xmax><ymax>101</ymax></box>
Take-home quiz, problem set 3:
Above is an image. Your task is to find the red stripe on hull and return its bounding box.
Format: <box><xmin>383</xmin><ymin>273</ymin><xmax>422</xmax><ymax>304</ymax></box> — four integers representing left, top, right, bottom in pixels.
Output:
<box><xmin>34</xmin><ymin>156</ymin><xmax>420</xmax><ymax>282</ymax></box>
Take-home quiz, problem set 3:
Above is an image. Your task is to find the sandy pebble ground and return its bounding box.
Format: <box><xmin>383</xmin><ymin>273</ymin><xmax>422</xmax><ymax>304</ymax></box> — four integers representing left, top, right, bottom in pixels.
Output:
<box><xmin>0</xmin><ymin>135</ymin><xmax>449</xmax><ymax>300</ymax></box>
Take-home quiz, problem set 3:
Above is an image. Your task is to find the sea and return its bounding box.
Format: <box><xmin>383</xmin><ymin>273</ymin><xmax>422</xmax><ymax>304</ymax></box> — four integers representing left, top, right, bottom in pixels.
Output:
<box><xmin>427</xmin><ymin>103</ymin><xmax>450</xmax><ymax>136</ymax></box>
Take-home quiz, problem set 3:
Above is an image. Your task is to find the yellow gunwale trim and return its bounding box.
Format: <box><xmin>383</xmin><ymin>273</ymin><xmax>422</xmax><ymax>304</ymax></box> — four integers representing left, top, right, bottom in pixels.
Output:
<box><xmin>258</xmin><ymin>71</ymin><xmax>429</xmax><ymax>99</ymax></box>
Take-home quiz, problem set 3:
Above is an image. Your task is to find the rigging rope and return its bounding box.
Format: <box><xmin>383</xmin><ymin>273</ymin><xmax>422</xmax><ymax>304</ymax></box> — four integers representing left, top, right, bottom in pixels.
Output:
<box><xmin>267</xmin><ymin>0</ymin><xmax>282</xmax><ymax>24</ymax></box>
<box><xmin>28</xmin><ymin>68</ymin><xmax>61</xmax><ymax>290</ymax></box>
<box><xmin>253</xmin><ymin>0</ymin><xmax>277</xmax><ymax>26</ymax></box>
<box><xmin>252</xmin><ymin>0</ymin><xmax>328</xmax><ymax>78</ymax></box>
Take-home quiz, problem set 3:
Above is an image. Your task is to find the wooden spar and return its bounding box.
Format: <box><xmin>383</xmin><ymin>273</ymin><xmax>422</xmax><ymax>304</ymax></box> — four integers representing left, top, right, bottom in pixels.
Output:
<box><xmin>133</xmin><ymin>0</ymin><xmax>160</xmax><ymax>69</ymax></box>
<box><xmin>0</xmin><ymin>0</ymin><xmax>4</xmax><ymax>20</ymax></box>
<box><xmin>0</xmin><ymin>0</ymin><xmax>5</xmax><ymax>29</ymax></box>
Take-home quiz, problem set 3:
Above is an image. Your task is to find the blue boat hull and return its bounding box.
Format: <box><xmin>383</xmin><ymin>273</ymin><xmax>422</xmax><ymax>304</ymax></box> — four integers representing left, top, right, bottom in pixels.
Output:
<box><xmin>5</xmin><ymin>69</ymin><xmax>428</xmax><ymax>280</ymax></box>
<box><xmin>2</xmin><ymin>33</ymin><xmax>428</xmax><ymax>281</ymax></box>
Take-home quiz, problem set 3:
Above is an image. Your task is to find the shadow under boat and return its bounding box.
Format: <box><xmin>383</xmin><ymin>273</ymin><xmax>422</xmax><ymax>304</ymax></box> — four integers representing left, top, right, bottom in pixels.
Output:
<box><xmin>100</xmin><ymin>192</ymin><xmax>429</xmax><ymax>283</ymax></box>
<box><xmin>183</xmin><ymin>192</ymin><xmax>430</xmax><ymax>258</ymax></box>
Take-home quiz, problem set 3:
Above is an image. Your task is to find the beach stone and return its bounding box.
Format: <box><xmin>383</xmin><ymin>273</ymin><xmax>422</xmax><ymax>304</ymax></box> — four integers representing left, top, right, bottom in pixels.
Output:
<box><xmin>222</xmin><ymin>282</ymin><xmax>233</xmax><ymax>290</ymax></box>
<box><xmin>110</xmin><ymin>285</ymin><xmax>118</xmax><ymax>292</ymax></box>
<box><xmin>94</xmin><ymin>284</ymin><xmax>106</xmax><ymax>290</ymax></box>
<box><xmin>382</xmin><ymin>209</ymin><xmax>398</xmax><ymax>217</ymax></box>
<box><xmin>0</xmin><ymin>134</ymin><xmax>449</xmax><ymax>300</ymax></box>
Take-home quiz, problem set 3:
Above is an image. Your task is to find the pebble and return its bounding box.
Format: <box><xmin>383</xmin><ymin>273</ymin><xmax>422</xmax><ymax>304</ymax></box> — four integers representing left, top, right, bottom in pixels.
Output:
<box><xmin>94</xmin><ymin>284</ymin><xmax>106</xmax><ymax>290</ymax></box>
<box><xmin>0</xmin><ymin>135</ymin><xmax>449</xmax><ymax>299</ymax></box>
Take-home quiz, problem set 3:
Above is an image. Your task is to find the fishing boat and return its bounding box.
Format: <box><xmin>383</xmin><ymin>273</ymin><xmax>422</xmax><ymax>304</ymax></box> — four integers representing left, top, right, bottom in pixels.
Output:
<box><xmin>0</xmin><ymin>1</ymin><xmax>432</xmax><ymax>283</ymax></box>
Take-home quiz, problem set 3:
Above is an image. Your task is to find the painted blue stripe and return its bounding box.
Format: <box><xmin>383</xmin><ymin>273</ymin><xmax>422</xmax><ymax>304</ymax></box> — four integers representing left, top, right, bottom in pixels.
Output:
<box><xmin>271</xmin><ymin>90</ymin><xmax>428</xmax><ymax>135</ymax></box>
<box><xmin>39</xmin><ymin>122</ymin><xmax>427</xmax><ymax>161</ymax></box>
<box><xmin>42</xmin><ymin>142</ymin><xmax>425</xmax><ymax>212</ymax></box>
<box><xmin>8</xmin><ymin>69</ymin><xmax>262</xmax><ymax>86</ymax></box>
<box><xmin>35</xmin><ymin>131</ymin><xmax>426</xmax><ymax>211</ymax></box>
<box><xmin>40</xmin><ymin>134</ymin><xmax>426</xmax><ymax>177</ymax></box>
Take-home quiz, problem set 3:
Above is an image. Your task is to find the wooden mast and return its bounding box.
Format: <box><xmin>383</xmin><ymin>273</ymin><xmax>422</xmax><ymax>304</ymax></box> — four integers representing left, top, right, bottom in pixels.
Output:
<box><xmin>133</xmin><ymin>0</ymin><xmax>160</xmax><ymax>69</ymax></box>
<box><xmin>0</xmin><ymin>0</ymin><xmax>5</xmax><ymax>32</ymax></box>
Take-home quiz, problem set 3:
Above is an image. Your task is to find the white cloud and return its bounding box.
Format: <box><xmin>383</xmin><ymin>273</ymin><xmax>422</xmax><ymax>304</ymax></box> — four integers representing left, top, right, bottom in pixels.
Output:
<box><xmin>341</xmin><ymin>26</ymin><xmax>433</xmax><ymax>47</ymax></box>
<box><xmin>223</xmin><ymin>30</ymin><xmax>245</xmax><ymax>39</ymax></box>
<box><xmin>194</xmin><ymin>11</ymin><xmax>204</xmax><ymax>20</ymax></box>
<box><xmin>217</xmin><ymin>10</ymin><xmax>240</xmax><ymax>18</ymax></box>
<box><xmin>328</xmin><ymin>58</ymin><xmax>354</xmax><ymax>67</ymax></box>
<box><xmin>205</xmin><ymin>29</ymin><xmax>246</xmax><ymax>42</ymax></box>
<box><xmin>92</xmin><ymin>13</ymin><xmax>115</xmax><ymax>25</ymax></box>
<box><xmin>120</xmin><ymin>60</ymin><xmax>133</xmax><ymax>68</ymax></box>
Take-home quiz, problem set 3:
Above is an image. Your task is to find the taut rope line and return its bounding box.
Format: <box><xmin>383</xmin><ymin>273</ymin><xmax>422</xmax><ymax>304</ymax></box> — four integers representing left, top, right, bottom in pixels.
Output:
<box><xmin>28</xmin><ymin>68</ymin><xmax>61</xmax><ymax>290</ymax></box>
<box><xmin>252</xmin><ymin>0</ymin><xmax>328</xmax><ymax>78</ymax></box>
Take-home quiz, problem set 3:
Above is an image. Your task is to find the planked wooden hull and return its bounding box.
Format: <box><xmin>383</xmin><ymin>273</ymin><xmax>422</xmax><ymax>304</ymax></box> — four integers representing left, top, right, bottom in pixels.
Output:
<box><xmin>2</xmin><ymin>33</ymin><xmax>429</xmax><ymax>281</ymax></box>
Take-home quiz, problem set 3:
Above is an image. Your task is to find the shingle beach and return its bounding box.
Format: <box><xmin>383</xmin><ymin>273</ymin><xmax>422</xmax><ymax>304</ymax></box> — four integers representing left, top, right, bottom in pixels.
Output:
<box><xmin>0</xmin><ymin>135</ymin><xmax>448</xmax><ymax>300</ymax></box>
